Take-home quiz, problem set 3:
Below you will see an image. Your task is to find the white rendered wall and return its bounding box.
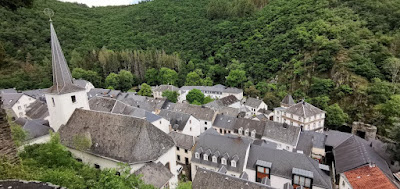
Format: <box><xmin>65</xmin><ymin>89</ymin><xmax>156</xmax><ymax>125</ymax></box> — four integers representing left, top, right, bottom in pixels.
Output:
<box><xmin>176</xmin><ymin>147</ymin><xmax>192</xmax><ymax>165</ymax></box>
<box><xmin>157</xmin><ymin>146</ymin><xmax>178</xmax><ymax>188</ymax></box>
<box><xmin>12</xmin><ymin>94</ymin><xmax>36</xmax><ymax>118</ymax></box>
<box><xmin>181</xmin><ymin>116</ymin><xmax>201</xmax><ymax>137</ymax></box>
<box><xmin>152</xmin><ymin>118</ymin><xmax>170</xmax><ymax>134</ymax></box>
<box><xmin>191</xmin><ymin>162</ymin><xmax>240</xmax><ymax>179</ymax></box>
<box><xmin>338</xmin><ymin>174</ymin><xmax>353</xmax><ymax>189</ymax></box>
<box><xmin>45</xmin><ymin>90</ymin><xmax>89</xmax><ymax>131</ymax></box>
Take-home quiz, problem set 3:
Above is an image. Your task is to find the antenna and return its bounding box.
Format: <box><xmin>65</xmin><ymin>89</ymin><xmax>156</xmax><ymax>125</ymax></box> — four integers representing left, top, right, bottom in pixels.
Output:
<box><xmin>43</xmin><ymin>8</ymin><xmax>54</xmax><ymax>22</ymax></box>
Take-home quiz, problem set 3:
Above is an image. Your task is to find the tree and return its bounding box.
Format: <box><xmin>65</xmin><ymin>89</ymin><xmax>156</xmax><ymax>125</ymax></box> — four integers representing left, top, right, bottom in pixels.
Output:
<box><xmin>159</xmin><ymin>67</ymin><xmax>178</xmax><ymax>85</ymax></box>
<box><xmin>162</xmin><ymin>90</ymin><xmax>179</xmax><ymax>103</ymax></box>
<box><xmin>186</xmin><ymin>89</ymin><xmax>204</xmax><ymax>104</ymax></box>
<box><xmin>203</xmin><ymin>96</ymin><xmax>214</xmax><ymax>104</ymax></box>
<box><xmin>202</xmin><ymin>77</ymin><xmax>213</xmax><ymax>86</ymax></box>
<box><xmin>245</xmin><ymin>85</ymin><xmax>260</xmax><ymax>98</ymax></box>
<box><xmin>325</xmin><ymin>104</ymin><xmax>349</xmax><ymax>130</ymax></box>
<box><xmin>138</xmin><ymin>83</ymin><xmax>153</xmax><ymax>97</ymax></box>
<box><xmin>384</xmin><ymin>57</ymin><xmax>400</xmax><ymax>85</ymax></box>
<box><xmin>145</xmin><ymin>68</ymin><xmax>159</xmax><ymax>86</ymax></box>
<box><xmin>263</xmin><ymin>92</ymin><xmax>280</xmax><ymax>108</ymax></box>
<box><xmin>185</xmin><ymin>71</ymin><xmax>202</xmax><ymax>86</ymax></box>
<box><xmin>105</xmin><ymin>73</ymin><xmax>119</xmax><ymax>89</ymax></box>
<box><xmin>118</xmin><ymin>70</ymin><xmax>135</xmax><ymax>91</ymax></box>
<box><xmin>72</xmin><ymin>68</ymin><xmax>102</xmax><ymax>87</ymax></box>
<box><xmin>7</xmin><ymin>113</ymin><xmax>26</xmax><ymax>147</ymax></box>
<box><xmin>70</xmin><ymin>50</ymin><xmax>84</xmax><ymax>69</ymax></box>
<box><xmin>226</xmin><ymin>69</ymin><xmax>246</xmax><ymax>88</ymax></box>
<box><xmin>310</xmin><ymin>96</ymin><xmax>330</xmax><ymax>110</ymax></box>
<box><xmin>310</xmin><ymin>77</ymin><xmax>334</xmax><ymax>97</ymax></box>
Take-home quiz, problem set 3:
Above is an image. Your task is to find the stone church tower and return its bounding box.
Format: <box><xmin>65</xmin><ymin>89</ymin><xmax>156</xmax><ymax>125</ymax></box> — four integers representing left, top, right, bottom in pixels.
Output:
<box><xmin>45</xmin><ymin>21</ymin><xmax>89</xmax><ymax>132</ymax></box>
<box><xmin>0</xmin><ymin>97</ymin><xmax>19</xmax><ymax>163</ymax></box>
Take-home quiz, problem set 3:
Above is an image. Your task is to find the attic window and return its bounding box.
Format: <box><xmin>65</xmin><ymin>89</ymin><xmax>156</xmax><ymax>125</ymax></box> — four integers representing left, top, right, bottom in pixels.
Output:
<box><xmin>203</xmin><ymin>154</ymin><xmax>208</xmax><ymax>161</ymax></box>
<box><xmin>245</xmin><ymin>129</ymin><xmax>249</xmax><ymax>136</ymax></box>
<box><xmin>221</xmin><ymin>158</ymin><xmax>227</xmax><ymax>165</ymax></box>
<box><xmin>238</xmin><ymin>128</ymin><xmax>243</xmax><ymax>135</ymax></box>
<box><xmin>231</xmin><ymin>160</ymin><xmax>236</xmax><ymax>167</ymax></box>
<box><xmin>195</xmin><ymin>152</ymin><xmax>200</xmax><ymax>159</ymax></box>
<box><xmin>212</xmin><ymin>156</ymin><xmax>217</xmax><ymax>163</ymax></box>
<box><xmin>71</xmin><ymin>95</ymin><xmax>76</xmax><ymax>103</ymax></box>
<box><xmin>251</xmin><ymin>130</ymin><xmax>256</xmax><ymax>138</ymax></box>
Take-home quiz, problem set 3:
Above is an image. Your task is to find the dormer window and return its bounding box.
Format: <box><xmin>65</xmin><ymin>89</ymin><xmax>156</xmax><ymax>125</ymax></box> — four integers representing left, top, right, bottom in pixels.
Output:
<box><xmin>256</xmin><ymin>160</ymin><xmax>272</xmax><ymax>182</ymax></box>
<box><xmin>238</xmin><ymin>127</ymin><xmax>243</xmax><ymax>135</ymax></box>
<box><xmin>203</xmin><ymin>154</ymin><xmax>208</xmax><ymax>161</ymax></box>
<box><xmin>231</xmin><ymin>160</ymin><xmax>236</xmax><ymax>167</ymax></box>
<box><xmin>195</xmin><ymin>152</ymin><xmax>200</xmax><ymax>159</ymax></box>
<box><xmin>212</xmin><ymin>156</ymin><xmax>217</xmax><ymax>163</ymax></box>
<box><xmin>221</xmin><ymin>158</ymin><xmax>226</xmax><ymax>165</ymax></box>
<box><xmin>245</xmin><ymin>129</ymin><xmax>249</xmax><ymax>136</ymax></box>
<box><xmin>251</xmin><ymin>130</ymin><xmax>256</xmax><ymax>138</ymax></box>
<box><xmin>292</xmin><ymin>168</ymin><xmax>313</xmax><ymax>188</ymax></box>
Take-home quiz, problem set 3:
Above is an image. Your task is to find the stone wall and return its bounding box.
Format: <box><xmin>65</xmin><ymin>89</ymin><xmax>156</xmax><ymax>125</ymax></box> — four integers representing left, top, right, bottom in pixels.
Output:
<box><xmin>351</xmin><ymin>122</ymin><xmax>377</xmax><ymax>141</ymax></box>
<box><xmin>0</xmin><ymin>97</ymin><xmax>19</xmax><ymax>163</ymax></box>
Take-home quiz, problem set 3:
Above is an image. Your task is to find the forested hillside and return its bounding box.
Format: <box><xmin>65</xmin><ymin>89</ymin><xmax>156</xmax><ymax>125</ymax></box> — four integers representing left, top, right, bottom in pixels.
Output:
<box><xmin>1</xmin><ymin>0</ymin><xmax>400</xmax><ymax>148</ymax></box>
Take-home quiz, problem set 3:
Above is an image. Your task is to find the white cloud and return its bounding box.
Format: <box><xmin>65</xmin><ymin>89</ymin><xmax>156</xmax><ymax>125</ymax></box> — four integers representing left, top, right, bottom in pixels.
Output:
<box><xmin>58</xmin><ymin>0</ymin><xmax>142</xmax><ymax>7</ymax></box>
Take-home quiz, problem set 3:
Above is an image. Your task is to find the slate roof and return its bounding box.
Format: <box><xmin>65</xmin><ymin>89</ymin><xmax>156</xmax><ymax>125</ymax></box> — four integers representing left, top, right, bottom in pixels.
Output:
<box><xmin>333</xmin><ymin>135</ymin><xmax>392</xmax><ymax>178</ymax></box>
<box><xmin>295</xmin><ymin>132</ymin><xmax>313</xmax><ymax>156</ymax></box>
<box><xmin>0</xmin><ymin>89</ymin><xmax>17</xmax><ymax>94</ymax></box>
<box><xmin>281</xmin><ymin>94</ymin><xmax>295</xmax><ymax>106</ymax></box>
<box><xmin>324</xmin><ymin>130</ymin><xmax>352</xmax><ymax>148</ymax></box>
<box><xmin>89</xmin><ymin>97</ymin><xmax>162</xmax><ymax>123</ymax></box>
<box><xmin>262</xmin><ymin>121</ymin><xmax>301</xmax><ymax>146</ymax></box>
<box><xmin>0</xmin><ymin>180</ymin><xmax>63</xmax><ymax>189</ymax></box>
<box><xmin>173</xmin><ymin>103</ymin><xmax>215</xmax><ymax>121</ymax></box>
<box><xmin>134</xmin><ymin>162</ymin><xmax>173</xmax><ymax>188</ymax></box>
<box><xmin>22</xmin><ymin>119</ymin><xmax>53</xmax><ymax>140</ymax></box>
<box><xmin>73</xmin><ymin>79</ymin><xmax>90</xmax><ymax>88</ymax></box>
<box><xmin>303</xmin><ymin>131</ymin><xmax>326</xmax><ymax>149</ymax></box>
<box><xmin>246</xmin><ymin>145</ymin><xmax>332</xmax><ymax>189</ymax></box>
<box><xmin>87</xmin><ymin>88</ymin><xmax>111</xmax><ymax>99</ymax></box>
<box><xmin>25</xmin><ymin>100</ymin><xmax>49</xmax><ymax>120</ymax></box>
<box><xmin>244</xmin><ymin>97</ymin><xmax>263</xmax><ymax>108</ymax></box>
<box><xmin>22</xmin><ymin>89</ymin><xmax>47</xmax><ymax>101</ymax></box>
<box><xmin>180</xmin><ymin>85</ymin><xmax>242</xmax><ymax>94</ymax></box>
<box><xmin>47</xmin><ymin>22</ymin><xmax>85</xmax><ymax>94</ymax></box>
<box><xmin>193</xmin><ymin>168</ymin><xmax>274</xmax><ymax>189</ymax></box>
<box><xmin>192</xmin><ymin>131</ymin><xmax>252</xmax><ymax>173</ymax></box>
<box><xmin>59</xmin><ymin>109</ymin><xmax>175</xmax><ymax>164</ymax></box>
<box><xmin>158</xmin><ymin>109</ymin><xmax>191</xmax><ymax>131</ymax></box>
<box><xmin>219</xmin><ymin>95</ymin><xmax>239</xmax><ymax>106</ymax></box>
<box><xmin>284</xmin><ymin>101</ymin><xmax>324</xmax><ymax>118</ymax></box>
<box><xmin>212</xmin><ymin>114</ymin><xmax>237</xmax><ymax>130</ymax></box>
<box><xmin>344</xmin><ymin>165</ymin><xmax>397</xmax><ymax>189</ymax></box>
<box><xmin>168</xmin><ymin>131</ymin><xmax>195</xmax><ymax>150</ymax></box>
<box><xmin>153</xmin><ymin>85</ymin><xmax>179</xmax><ymax>92</ymax></box>
<box><xmin>258</xmin><ymin>108</ymin><xmax>272</xmax><ymax>115</ymax></box>
<box><xmin>234</xmin><ymin>118</ymin><xmax>266</xmax><ymax>136</ymax></box>
<box><xmin>1</xmin><ymin>93</ymin><xmax>23</xmax><ymax>108</ymax></box>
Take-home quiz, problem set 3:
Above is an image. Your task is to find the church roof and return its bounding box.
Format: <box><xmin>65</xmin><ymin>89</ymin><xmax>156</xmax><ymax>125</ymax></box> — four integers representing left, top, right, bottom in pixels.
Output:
<box><xmin>59</xmin><ymin>109</ymin><xmax>175</xmax><ymax>164</ymax></box>
<box><xmin>46</xmin><ymin>22</ymin><xmax>84</xmax><ymax>94</ymax></box>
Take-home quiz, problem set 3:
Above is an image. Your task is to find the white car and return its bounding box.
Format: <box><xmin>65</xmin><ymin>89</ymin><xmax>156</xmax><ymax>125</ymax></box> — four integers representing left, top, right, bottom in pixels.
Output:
<box><xmin>176</xmin><ymin>165</ymin><xmax>183</xmax><ymax>175</ymax></box>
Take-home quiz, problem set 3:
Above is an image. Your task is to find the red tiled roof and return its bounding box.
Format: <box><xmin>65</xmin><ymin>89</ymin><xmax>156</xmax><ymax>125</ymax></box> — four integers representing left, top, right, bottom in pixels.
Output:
<box><xmin>344</xmin><ymin>165</ymin><xmax>397</xmax><ymax>189</ymax></box>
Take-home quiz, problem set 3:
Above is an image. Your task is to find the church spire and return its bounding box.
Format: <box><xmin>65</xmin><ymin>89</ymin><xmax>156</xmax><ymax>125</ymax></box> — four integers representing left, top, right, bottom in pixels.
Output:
<box><xmin>47</xmin><ymin>21</ymin><xmax>84</xmax><ymax>94</ymax></box>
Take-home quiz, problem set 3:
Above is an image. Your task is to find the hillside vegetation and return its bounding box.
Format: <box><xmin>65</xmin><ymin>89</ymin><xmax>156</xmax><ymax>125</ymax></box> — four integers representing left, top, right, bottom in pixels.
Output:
<box><xmin>1</xmin><ymin>0</ymin><xmax>400</xmax><ymax>149</ymax></box>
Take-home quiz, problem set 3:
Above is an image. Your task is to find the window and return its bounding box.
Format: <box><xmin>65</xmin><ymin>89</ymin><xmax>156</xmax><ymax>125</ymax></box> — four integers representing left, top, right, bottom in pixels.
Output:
<box><xmin>220</xmin><ymin>129</ymin><xmax>222</xmax><ymax>133</ymax></box>
<box><xmin>71</xmin><ymin>95</ymin><xmax>76</xmax><ymax>103</ymax></box>
<box><xmin>221</xmin><ymin>158</ymin><xmax>226</xmax><ymax>165</ymax></box>
<box><xmin>238</xmin><ymin>128</ymin><xmax>243</xmax><ymax>135</ymax></box>
<box><xmin>203</xmin><ymin>154</ymin><xmax>208</xmax><ymax>161</ymax></box>
<box><xmin>176</xmin><ymin>147</ymin><xmax>180</xmax><ymax>151</ymax></box>
<box><xmin>94</xmin><ymin>164</ymin><xmax>100</xmax><ymax>169</ymax></box>
<box><xmin>205</xmin><ymin>121</ymin><xmax>207</xmax><ymax>125</ymax></box>
<box><xmin>189</xmin><ymin>120</ymin><xmax>192</xmax><ymax>124</ymax></box>
<box><xmin>245</xmin><ymin>129</ymin><xmax>249</xmax><ymax>136</ymax></box>
<box><xmin>185</xmin><ymin>149</ymin><xmax>188</xmax><ymax>154</ymax></box>
<box><xmin>18</xmin><ymin>106</ymin><xmax>21</xmax><ymax>110</ymax></box>
<box><xmin>204</xmin><ymin>127</ymin><xmax>207</xmax><ymax>131</ymax></box>
<box><xmin>286</xmin><ymin>146</ymin><xmax>290</xmax><ymax>150</ymax></box>
<box><xmin>177</xmin><ymin>155</ymin><xmax>181</xmax><ymax>161</ymax></box>
<box><xmin>256</xmin><ymin>166</ymin><xmax>270</xmax><ymax>182</ymax></box>
<box><xmin>342</xmin><ymin>181</ymin><xmax>345</xmax><ymax>187</ymax></box>
<box><xmin>52</xmin><ymin>97</ymin><xmax>55</xmax><ymax>106</ymax></box>
<box><xmin>195</xmin><ymin>152</ymin><xmax>200</xmax><ymax>159</ymax></box>
<box><xmin>160</xmin><ymin>120</ymin><xmax>162</xmax><ymax>124</ymax></box>
<box><xmin>293</xmin><ymin>175</ymin><xmax>312</xmax><ymax>188</ymax></box>
<box><xmin>212</xmin><ymin>156</ymin><xmax>217</xmax><ymax>163</ymax></box>
<box><xmin>231</xmin><ymin>160</ymin><xmax>236</xmax><ymax>167</ymax></box>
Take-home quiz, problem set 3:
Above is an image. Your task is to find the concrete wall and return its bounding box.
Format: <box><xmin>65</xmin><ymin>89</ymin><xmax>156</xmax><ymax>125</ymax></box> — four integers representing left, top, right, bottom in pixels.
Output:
<box><xmin>45</xmin><ymin>90</ymin><xmax>89</xmax><ymax>131</ymax></box>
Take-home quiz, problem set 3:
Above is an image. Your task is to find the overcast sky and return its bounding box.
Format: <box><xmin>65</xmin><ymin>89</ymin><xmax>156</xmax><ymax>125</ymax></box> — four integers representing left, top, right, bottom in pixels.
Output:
<box><xmin>58</xmin><ymin>0</ymin><xmax>143</xmax><ymax>7</ymax></box>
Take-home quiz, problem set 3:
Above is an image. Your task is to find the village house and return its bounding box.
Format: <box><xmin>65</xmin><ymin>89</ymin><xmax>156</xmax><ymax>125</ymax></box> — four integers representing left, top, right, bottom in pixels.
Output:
<box><xmin>1</xmin><ymin>93</ymin><xmax>36</xmax><ymax>118</ymax></box>
<box><xmin>274</xmin><ymin>96</ymin><xmax>325</xmax><ymax>132</ymax></box>
<box><xmin>338</xmin><ymin>165</ymin><xmax>397</xmax><ymax>189</ymax></box>
<box><xmin>246</xmin><ymin>144</ymin><xmax>332</xmax><ymax>189</ymax></box>
<box><xmin>169</xmin><ymin>131</ymin><xmax>195</xmax><ymax>178</ymax></box>
<box><xmin>243</xmin><ymin>97</ymin><xmax>268</xmax><ymax>116</ymax></box>
<box><xmin>158</xmin><ymin>109</ymin><xmax>201</xmax><ymax>136</ymax></box>
<box><xmin>152</xmin><ymin>85</ymin><xmax>180</xmax><ymax>99</ymax></box>
<box><xmin>179</xmin><ymin>84</ymin><xmax>243</xmax><ymax>102</ymax></box>
<box><xmin>295</xmin><ymin>131</ymin><xmax>327</xmax><ymax>163</ymax></box>
<box><xmin>134</xmin><ymin>162</ymin><xmax>176</xmax><ymax>189</ymax></box>
<box><xmin>170</xmin><ymin>103</ymin><xmax>216</xmax><ymax>133</ymax></box>
<box><xmin>193</xmin><ymin>167</ymin><xmax>275</xmax><ymax>189</ymax></box>
<box><xmin>14</xmin><ymin>118</ymin><xmax>52</xmax><ymax>145</ymax></box>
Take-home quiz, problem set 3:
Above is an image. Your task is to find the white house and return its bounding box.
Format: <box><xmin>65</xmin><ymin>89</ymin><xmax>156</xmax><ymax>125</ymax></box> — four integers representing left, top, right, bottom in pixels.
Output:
<box><xmin>245</xmin><ymin>144</ymin><xmax>332</xmax><ymax>189</ymax></box>
<box><xmin>243</xmin><ymin>97</ymin><xmax>268</xmax><ymax>116</ymax></box>
<box><xmin>158</xmin><ymin>109</ymin><xmax>201</xmax><ymax>137</ymax></box>
<box><xmin>179</xmin><ymin>84</ymin><xmax>243</xmax><ymax>102</ymax></box>
<box><xmin>1</xmin><ymin>93</ymin><xmax>36</xmax><ymax>118</ymax></box>
<box><xmin>44</xmin><ymin>21</ymin><xmax>90</xmax><ymax>132</ymax></box>
<box><xmin>191</xmin><ymin>129</ymin><xmax>252</xmax><ymax>179</ymax></box>
<box><xmin>59</xmin><ymin>109</ymin><xmax>178</xmax><ymax>188</ymax></box>
<box><xmin>171</xmin><ymin>103</ymin><xmax>216</xmax><ymax>133</ymax></box>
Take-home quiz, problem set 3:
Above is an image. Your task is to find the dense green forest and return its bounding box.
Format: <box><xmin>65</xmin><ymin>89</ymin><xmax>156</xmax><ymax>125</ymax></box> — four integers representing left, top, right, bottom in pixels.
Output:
<box><xmin>1</xmin><ymin>0</ymin><xmax>400</xmax><ymax>156</ymax></box>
